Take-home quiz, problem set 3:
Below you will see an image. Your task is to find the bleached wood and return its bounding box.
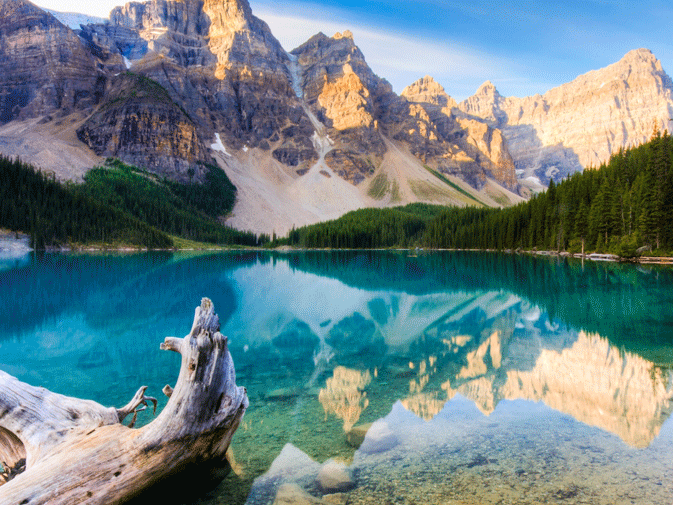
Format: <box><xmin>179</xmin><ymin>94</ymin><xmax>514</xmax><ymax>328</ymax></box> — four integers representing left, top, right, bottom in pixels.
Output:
<box><xmin>0</xmin><ymin>298</ymin><xmax>248</xmax><ymax>504</ymax></box>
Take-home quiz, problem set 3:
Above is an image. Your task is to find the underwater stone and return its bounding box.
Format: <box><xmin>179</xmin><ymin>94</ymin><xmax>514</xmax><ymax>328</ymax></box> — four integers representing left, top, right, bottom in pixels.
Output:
<box><xmin>345</xmin><ymin>422</ymin><xmax>373</xmax><ymax>448</ymax></box>
<box><xmin>272</xmin><ymin>483</ymin><xmax>322</xmax><ymax>505</ymax></box>
<box><xmin>317</xmin><ymin>460</ymin><xmax>355</xmax><ymax>493</ymax></box>
<box><xmin>358</xmin><ymin>421</ymin><xmax>399</xmax><ymax>454</ymax></box>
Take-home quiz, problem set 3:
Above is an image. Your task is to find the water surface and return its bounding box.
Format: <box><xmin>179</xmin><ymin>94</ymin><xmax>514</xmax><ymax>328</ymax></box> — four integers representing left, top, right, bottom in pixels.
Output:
<box><xmin>1</xmin><ymin>251</ymin><xmax>672</xmax><ymax>504</ymax></box>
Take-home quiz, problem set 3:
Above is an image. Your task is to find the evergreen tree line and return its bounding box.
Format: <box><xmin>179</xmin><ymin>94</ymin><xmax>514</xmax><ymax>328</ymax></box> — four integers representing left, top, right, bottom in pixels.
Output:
<box><xmin>282</xmin><ymin>131</ymin><xmax>673</xmax><ymax>255</ymax></box>
<box><xmin>75</xmin><ymin>159</ymin><xmax>263</xmax><ymax>246</ymax></box>
<box><xmin>0</xmin><ymin>155</ymin><xmax>172</xmax><ymax>249</ymax></box>
<box><xmin>0</xmin><ymin>156</ymin><xmax>265</xmax><ymax>249</ymax></box>
<box><xmin>285</xmin><ymin>204</ymin><xmax>445</xmax><ymax>249</ymax></box>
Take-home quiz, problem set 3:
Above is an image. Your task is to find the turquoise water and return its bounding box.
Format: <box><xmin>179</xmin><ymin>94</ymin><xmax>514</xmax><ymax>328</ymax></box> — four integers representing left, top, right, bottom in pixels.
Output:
<box><xmin>1</xmin><ymin>251</ymin><xmax>672</xmax><ymax>504</ymax></box>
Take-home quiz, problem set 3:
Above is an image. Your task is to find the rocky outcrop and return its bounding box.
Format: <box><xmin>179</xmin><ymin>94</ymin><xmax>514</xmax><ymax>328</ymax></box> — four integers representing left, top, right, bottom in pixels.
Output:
<box><xmin>79</xmin><ymin>0</ymin><xmax>318</xmax><ymax>173</ymax></box>
<box><xmin>0</xmin><ymin>0</ymin><xmax>103</xmax><ymax>123</ymax></box>
<box><xmin>393</xmin><ymin>76</ymin><xmax>518</xmax><ymax>191</ymax></box>
<box><xmin>459</xmin><ymin>49</ymin><xmax>673</xmax><ymax>184</ymax></box>
<box><xmin>291</xmin><ymin>31</ymin><xmax>389</xmax><ymax>184</ymax></box>
<box><xmin>76</xmin><ymin>73</ymin><xmax>209</xmax><ymax>182</ymax></box>
<box><xmin>292</xmin><ymin>35</ymin><xmax>518</xmax><ymax>191</ymax></box>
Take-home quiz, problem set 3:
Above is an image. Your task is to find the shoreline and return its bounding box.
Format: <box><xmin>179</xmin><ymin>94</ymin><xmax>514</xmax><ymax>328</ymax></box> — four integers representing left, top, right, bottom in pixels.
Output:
<box><xmin>3</xmin><ymin>232</ymin><xmax>672</xmax><ymax>265</ymax></box>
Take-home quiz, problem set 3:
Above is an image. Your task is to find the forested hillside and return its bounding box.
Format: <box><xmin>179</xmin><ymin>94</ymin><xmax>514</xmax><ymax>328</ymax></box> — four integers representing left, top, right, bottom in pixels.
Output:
<box><xmin>0</xmin><ymin>156</ymin><xmax>265</xmax><ymax>249</ymax></box>
<box><xmin>283</xmin><ymin>130</ymin><xmax>673</xmax><ymax>256</ymax></box>
<box><xmin>74</xmin><ymin>159</ymin><xmax>261</xmax><ymax>246</ymax></box>
<box><xmin>0</xmin><ymin>155</ymin><xmax>173</xmax><ymax>249</ymax></box>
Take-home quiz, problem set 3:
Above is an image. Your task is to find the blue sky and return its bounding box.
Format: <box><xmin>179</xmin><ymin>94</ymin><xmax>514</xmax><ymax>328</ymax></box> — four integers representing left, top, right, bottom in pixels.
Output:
<box><xmin>31</xmin><ymin>0</ymin><xmax>673</xmax><ymax>100</ymax></box>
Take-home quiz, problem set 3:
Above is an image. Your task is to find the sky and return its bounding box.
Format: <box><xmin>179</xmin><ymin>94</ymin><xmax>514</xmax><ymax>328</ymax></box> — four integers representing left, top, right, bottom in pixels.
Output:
<box><xmin>30</xmin><ymin>0</ymin><xmax>673</xmax><ymax>101</ymax></box>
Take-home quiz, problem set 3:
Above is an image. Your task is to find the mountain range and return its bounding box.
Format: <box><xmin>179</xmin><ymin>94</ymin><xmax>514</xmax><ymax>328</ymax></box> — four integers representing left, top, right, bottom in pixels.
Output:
<box><xmin>1</xmin><ymin>0</ymin><xmax>672</xmax><ymax>234</ymax></box>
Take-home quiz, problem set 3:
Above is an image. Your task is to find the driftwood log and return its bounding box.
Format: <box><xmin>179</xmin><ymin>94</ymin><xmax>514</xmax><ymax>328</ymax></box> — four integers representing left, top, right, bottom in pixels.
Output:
<box><xmin>0</xmin><ymin>298</ymin><xmax>248</xmax><ymax>504</ymax></box>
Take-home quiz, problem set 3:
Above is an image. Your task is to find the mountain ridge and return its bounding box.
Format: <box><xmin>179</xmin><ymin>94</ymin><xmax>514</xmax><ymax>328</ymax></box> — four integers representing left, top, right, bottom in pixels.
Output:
<box><xmin>1</xmin><ymin>0</ymin><xmax>672</xmax><ymax>233</ymax></box>
<box><xmin>459</xmin><ymin>48</ymin><xmax>673</xmax><ymax>186</ymax></box>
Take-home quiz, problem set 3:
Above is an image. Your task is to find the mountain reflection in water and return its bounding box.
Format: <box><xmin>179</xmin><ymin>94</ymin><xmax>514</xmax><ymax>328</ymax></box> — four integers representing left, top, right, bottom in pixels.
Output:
<box><xmin>0</xmin><ymin>251</ymin><xmax>671</xmax><ymax>504</ymax></box>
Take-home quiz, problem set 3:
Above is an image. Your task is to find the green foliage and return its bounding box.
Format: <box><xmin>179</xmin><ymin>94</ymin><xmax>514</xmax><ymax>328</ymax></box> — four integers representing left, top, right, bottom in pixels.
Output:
<box><xmin>283</xmin><ymin>204</ymin><xmax>450</xmax><ymax>248</ymax></box>
<box><xmin>0</xmin><ymin>155</ymin><xmax>172</xmax><ymax>249</ymax></box>
<box><xmin>0</xmin><ymin>155</ymin><xmax>267</xmax><ymax>249</ymax></box>
<box><xmin>422</xmin><ymin>165</ymin><xmax>486</xmax><ymax>206</ymax></box>
<box><xmin>76</xmin><ymin>159</ymin><xmax>262</xmax><ymax>246</ymax></box>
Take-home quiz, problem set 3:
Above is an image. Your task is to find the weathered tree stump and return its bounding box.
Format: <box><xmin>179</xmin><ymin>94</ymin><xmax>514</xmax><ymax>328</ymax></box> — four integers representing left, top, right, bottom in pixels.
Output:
<box><xmin>0</xmin><ymin>298</ymin><xmax>248</xmax><ymax>504</ymax></box>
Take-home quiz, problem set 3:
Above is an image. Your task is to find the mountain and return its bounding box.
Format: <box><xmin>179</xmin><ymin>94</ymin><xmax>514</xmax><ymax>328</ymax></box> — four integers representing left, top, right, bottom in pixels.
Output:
<box><xmin>459</xmin><ymin>49</ymin><xmax>673</xmax><ymax>187</ymax></box>
<box><xmin>1</xmin><ymin>0</ymin><xmax>671</xmax><ymax>234</ymax></box>
<box><xmin>0</xmin><ymin>0</ymin><xmax>102</xmax><ymax>122</ymax></box>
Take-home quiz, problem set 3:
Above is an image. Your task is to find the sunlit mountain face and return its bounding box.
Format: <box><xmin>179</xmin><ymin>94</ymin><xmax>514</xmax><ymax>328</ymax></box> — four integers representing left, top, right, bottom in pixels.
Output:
<box><xmin>1</xmin><ymin>251</ymin><xmax>672</xmax><ymax>504</ymax></box>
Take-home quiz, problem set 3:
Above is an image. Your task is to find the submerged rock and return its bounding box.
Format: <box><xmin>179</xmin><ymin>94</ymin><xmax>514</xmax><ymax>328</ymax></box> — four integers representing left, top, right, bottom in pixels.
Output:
<box><xmin>358</xmin><ymin>421</ymin><xmax>399</xmax><ymax>454</ymax></box>
<box><xmin>316</xmin><ymin>460</ymin><xmax>355</xmax><ymax>493</ymax></box>
<box><xmin>272</xmin><ymin>483</ymin><xmax>322</xmax><ymax>505</ymax></box>
<box><xmin>345</xmin><ymin>422</ymin><xmax>373</xmax><ymax>448</ymax></box>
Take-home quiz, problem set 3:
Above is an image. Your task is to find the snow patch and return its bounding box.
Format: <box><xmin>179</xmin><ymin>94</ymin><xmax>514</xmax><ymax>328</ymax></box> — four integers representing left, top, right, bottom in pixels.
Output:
<box><xmin>45</xmin><ymin>9</ymin><xmax>107</xmax><ymax>29</ymax></box>
<box><xmin>286</xmin><ymin>52</ymin><xmax>304</xmax><ymax>99</ymax></box>
<box><xmin>210</xmin><ymin>133</ymin><xmax>231</xmax><ymax>156</ymax></box>
<box><xmin>123</xmin><ymin>57</ymin><xmax>132</xmax><ymax>70</ymax></box>
<box><xmin>243</xmin><ymin>145</ymin><xmax>249</xmax><ymax>152</ymax></box>
<box><xmin>525</xmin><ymin>175</ymin><xmax>542</xmax><ymax>186</ymax></box>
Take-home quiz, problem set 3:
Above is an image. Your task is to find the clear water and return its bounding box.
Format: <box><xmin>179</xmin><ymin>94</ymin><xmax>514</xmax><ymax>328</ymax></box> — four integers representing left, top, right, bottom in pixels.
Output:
<box><xmin>1</xmin><ymin>251</ymin><xmax>672</xmax><ymax>504</ymax></box>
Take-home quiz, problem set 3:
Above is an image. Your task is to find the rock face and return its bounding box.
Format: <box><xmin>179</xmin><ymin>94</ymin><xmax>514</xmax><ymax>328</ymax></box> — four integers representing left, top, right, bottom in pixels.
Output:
<box><xmin>459</xmin><ymin>49</ymin><xmax>673</xmax><ymax>184</ymax></box>
<box><xmin>396</xmin><ymin>76</ymin><xmax>518</xmax><ymax>191</ymax></box>
<box><xmin>76</xmin><ymin>73</ymin><xmax>210</xmax><ymax>182</ymax></box>
<box><xmin>80</xmin><ymin>0</ymin><xmax>317</xmax><ymax>175</ymax></box>
<box><xmin>291</xmin><ymin>34</ymin><xmax>517</xmax><ymax>190</ymax></box>
<box><xmin>0</xmin><ymin>0</ymin><xmax>102</xmax><ymax>123</ymax></box>
<box><xmin>291</xmin><ymin>31</ymin><xmax>389</xmax><ymax>184</ymax></box>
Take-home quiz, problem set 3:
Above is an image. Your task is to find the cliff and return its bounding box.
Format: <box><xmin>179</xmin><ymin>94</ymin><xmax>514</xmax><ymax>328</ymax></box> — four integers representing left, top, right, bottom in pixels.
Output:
<box><xmin>459</xmin><ymin>49</ymin><xmax>673</xmax><ymax>184</ymax></box>
<box><xmin>0</xmin><ymin>0</ymin><xmax>102</xmax><ymax>123</ymax></box>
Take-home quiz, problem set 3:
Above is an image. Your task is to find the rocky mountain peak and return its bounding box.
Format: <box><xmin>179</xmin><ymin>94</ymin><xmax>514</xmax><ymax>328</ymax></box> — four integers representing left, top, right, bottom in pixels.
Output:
<box><xmin>475</xmin><ymin>80</ymin><xmax>500</xmax><ymax>97</ymax></box>
<box><xmin>202</xmin><ymin>0</ymin><xmax>266</xmax><ymax>45</ymax></box>
<box><xmin>291</xmin><ymin>30</ymin><xmax>362</xmax><ymax>68</ymax></box>
<box><xmin>621</xmin><ymin>47</ymin><xmax>657</xmax><ymax>65</ymax></box>
<box><xmin>458</xmin><ymin>48</ymin><xmax>673</xmax><ymax>186</ymax></box>
<box><xmin>333</xmin><ymin>30</ymin><xmax>353</xmax><ymax>40</ymax></box>
<box><xmin>458</xmin><ymin>80</ymin><xmax>507</xmax><ymax>127</ymax></box>
<box><xmin>401</xmin><ymin>75</ymin><xmax>457</xmax><ymax>108</ymax></box>
<box><xmin>603</xmin><ymin>47</ymin><xmax>673</xmax><ymax>91</ymax></box>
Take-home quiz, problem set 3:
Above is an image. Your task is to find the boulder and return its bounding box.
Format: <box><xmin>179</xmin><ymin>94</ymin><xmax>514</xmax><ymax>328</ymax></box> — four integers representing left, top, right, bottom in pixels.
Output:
<box><xmin>317</xmin><ymin>460</ymin><xmax>355</xmax><ymax>493</ymax></box>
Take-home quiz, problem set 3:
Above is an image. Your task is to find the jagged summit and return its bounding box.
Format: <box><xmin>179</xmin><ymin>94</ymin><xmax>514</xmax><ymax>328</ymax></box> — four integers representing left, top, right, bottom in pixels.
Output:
<box><xmin>333</xmin><ymin>30</ymin><xmax>354</xmax><ymax>40</ymax></box>
<box><xmin>475</xmin><ymin>80</ymin><xmax>500</xmax><ymax>96</ymax></box>
<box><xmin>621</xmin><ymin>47</ymin><xmax>657</xmax><ymax>63</ymax></box>
<box><xmin>459</xmin><ymin>48</ymin><xmax>673</xmax><ymax>185</ymax></box>
<box><xmin>401</xmin><ymin>75</ymin><xmax>456</xmax><ymax>108</ymax></box>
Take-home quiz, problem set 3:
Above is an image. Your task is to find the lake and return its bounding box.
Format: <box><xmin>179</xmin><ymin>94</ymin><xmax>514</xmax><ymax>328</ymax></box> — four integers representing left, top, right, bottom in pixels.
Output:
<box><xmin>1</xmin><ymin>251</ymin><xmax>672</xmax><ymax>504</ymax></box>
